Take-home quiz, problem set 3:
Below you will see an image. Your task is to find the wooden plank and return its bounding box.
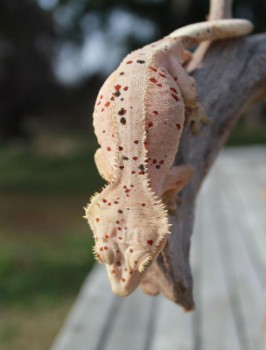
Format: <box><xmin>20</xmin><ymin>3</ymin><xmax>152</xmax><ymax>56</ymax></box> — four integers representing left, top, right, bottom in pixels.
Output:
<box><xmin>211</xmin><ymin>161</ymin><xmax>265</xmax><ymax>350</ymax></box>
<box><xmin>219</xmin><ymin>153</ymin><xmax>266</xmax><ymax>278</ymax></box>
<box><xmin>150</xmin><ymin>176</ymin><xmax>207</xmax><ymax>350</ymax></box>
<box><xmin>152</xmin><ymin>296</ymin><xmax>194</xmax><ymax>350</ymax></box>
<box><xmin>51</xmin><ymin>148</ymin><xmax>266</xmax><ymax>350</ymax></box>
<box><xmin>51</xmin><ymin>265</ymin><xmax>122</xmax><ymax>350</ymax></box>
<box><xmin>195</xmin><ymin>178</ymin><xmax>242</xmax><ymax>350</ymax></box>
<box><xmin>104</xmin><ymin>289</ymin><xmax>154</xmax><ymax>350</ymax></box>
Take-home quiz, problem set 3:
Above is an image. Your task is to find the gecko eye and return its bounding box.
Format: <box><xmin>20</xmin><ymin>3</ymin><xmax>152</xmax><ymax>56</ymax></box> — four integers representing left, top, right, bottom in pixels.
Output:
<box><xmin>95</xmin><ymin>246</ymin><xmax>115</xmax><ymax>265</ymax></box>
<box><xmin>102</xmin><ymin>248</ymin><xmax>115</xmax><ymax>265</ymax></box>
<box><xmin>126</xmin><ymin>248</ymin><xmax>153</xmax><ymax>272</ymax></box>
<box><xmin>138</xmin><ymin>255</ymin><xmax>153</xmax><ymax>272</ymax></box>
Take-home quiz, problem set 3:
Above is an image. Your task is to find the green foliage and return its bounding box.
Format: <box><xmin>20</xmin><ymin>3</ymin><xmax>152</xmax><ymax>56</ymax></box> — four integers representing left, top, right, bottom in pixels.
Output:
<box><xmin>0</xmin><ymin>232</ymin><xmax>94</xmax><ymax>308</ymax></box>
<box><xmin>0</xmin><ymin>144</ymin><xmax>103</xmax><ymax>195</ymax></box>
<box><xmin>0</xmin><ymin>147</ymin><xmax>101</xmax><ymax>349</ymax></box>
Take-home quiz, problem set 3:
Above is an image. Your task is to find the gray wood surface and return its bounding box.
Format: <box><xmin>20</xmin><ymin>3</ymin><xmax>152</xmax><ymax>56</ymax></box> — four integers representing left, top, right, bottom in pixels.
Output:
<box><xmin>51</xmin><ymin>147</ymin><xmax>266</xmax><ymax>350</ymax></box>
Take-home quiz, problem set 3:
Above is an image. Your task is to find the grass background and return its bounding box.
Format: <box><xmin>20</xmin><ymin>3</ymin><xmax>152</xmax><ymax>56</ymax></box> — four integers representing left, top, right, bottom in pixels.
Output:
<box><xmin>0</xmin><ymin>138</ymin><xmax>104</xmax><ymax>350</ymax></box>
<box><xmin>0</xmin><ymin>122</ymin><xmax>265</xmax><ymax>350</ymax></box>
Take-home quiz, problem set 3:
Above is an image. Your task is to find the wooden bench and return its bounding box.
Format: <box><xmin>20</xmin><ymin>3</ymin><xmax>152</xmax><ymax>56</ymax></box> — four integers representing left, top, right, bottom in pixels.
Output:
<box><xmin>51</xmin><ymin>147</ymin><xmax>266</xmax><ymax>350</ymax></box>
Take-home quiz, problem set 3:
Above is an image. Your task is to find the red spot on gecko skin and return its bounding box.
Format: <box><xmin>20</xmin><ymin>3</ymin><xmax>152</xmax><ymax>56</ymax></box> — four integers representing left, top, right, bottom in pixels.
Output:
<box><xmin>126</xmin><ymin>60</ymin><xmax>133</xmax><ymax>64</ymax></box>
<box><xmin>119</xmin><ymin>166</ymin><xmax>124</xmax><ymax>170</ymax></box>
<box><xmin>118</xmin><ymin>237</ymin><xmax>122</xmax><ymax>240</ymax></box>
<box><xmin>100</xmin><ymin>95</ymin><xmax>103</xmax><ymax>99</ymax></box>
<box><xmin>172</xmin><ymin>94</ymin><xmax>179</xmax><ymax>102</ymax></box>
<box><xmin>117</xmin><ymin>227</ymin><xmax>122</xmax><ymax>231</ymax></box>
<box><xmin>105</xmin><ymin>234</ymin><xmax>109</xmax><ymax>239</ymax></box>
<box><xmin>107</xmin><ymin>147</ymin><xmax>111</xmax><ymax>151</ymax></box>
<box><xmin>124</xmin><ymin>86</ymin><xmax>128</xmax><ymax>91</ymax></box>
<box><xmin>141</xmin><ymin>203</ymin><xmax>146</xmax><ymax>207</ymax></box>
<box><xmin>105</xmin><ymin>102</ymin><xmax>110</xmax><ymax>107</ymax></box>
<box><xmin>174</xmin><ymin>76</ymin><xmax>178</xmax><ymax>81</ymax></box>
<box><xmin>131</xmin><ymin>171</ymin><xmax>136</xmax><ymax>174</ymax></box>
<box><xmin>95</xmin><ymin>218</ymin><xmax>100</xmax><ymax>223</ymax></box>
<box><xmin>150</xmin><ymin>78</ymin><xmax>157</xmax><ymax>84</ymax></box>
<box><xmin>101</xmin><ymin>108</ymin><xmax>104</xmax><ymax>112</ymax></box>
<box><xmin>118</xmin><ymin>108</ymin><xmax>127</xmax><ymax>116</ymax></box>
<box><xmin>148</xmin><ymin>122</ymin><xmax>154</xmax><ymax>128</ymax></box>
<box><xmin>133</xmin><ymin>157</ymin><xmax>138</xmax><ymax>161</ymax></box>
<box><xmin>104</xmin><ymin>246</ymin><xmax>108</xmax><ymax>250</ymax></box>
<box><xmin>157</xmin><ymin>83</ymin><xmax>162</xmax><ymax>88</ymax></box>
<box><xmin>97</xmin><ymin>101</ymin><xmax>101</xmax><ymax>106</ymax></box>
<box><xmin>119</xmin><ymin>146</ymin><xmax>123</xmax><ymax>151</ymax></box>
<box><xmin>149</xmin><ymin>66</ymin><xmax>157</xmax><ymax>72</ymax></box>
<box><xmin>153</xmin><ymin>111</ymin><xmax>158</xmax><ymax>115</ymax></box>
<box><xmin>159</xmin><ymin>160</ymin><xmax>164</xmax><ymax>164</ymax></box>
<box><xmin>121</xmin><ymin>278</ymin><xmax>126</xmax><ymax>282</ymax></box>
<box><xmin>115</xmin><ymin>84</ymin><xmax>121</xmax><ymax>90</ymax></box>
<box><xmin>134</xmin><ymin>140</ymin><xmax>139</xmax><ymax>144</ymax></box>
<box><xmin>125</xmin><ymin>189</ymin><xmax>130</xmax><ymax>193</ymax></box>
<box><xmin>108</xmin><ymin>202</ymin><xmax>112</xmax><ymax>206</ymax></box>
<box><xmin>159</xmin><ymin>73</ymin><xmax>166</xmax><ymax>78</ymax></box>
<box><xmin>114</xmin><ymin>201</ymin><xmax>119</xmax><ymax>204</ymax></box>
<box><xmin>152</xmin><ymin>159</ymin><xmax>157</xmax><ymax>164</ymax></box>
<box><xmin>170</xmin><ymin>87</ymin><xmax>178</xmax><ymax>94</ymax></box>
<box><xmin>176</xmin><ymin>123</ymin><xmax>181</xmax><ymax>129</ymax></box>
<box><xmin>102</xmin><ymin>199</ymin><xmax>107</xmax><ymax>203</ymax></box>
<box><xmin>147</xmin><ymin>240</ymin><xmax>153</xmax><ymax>245</ymax></box>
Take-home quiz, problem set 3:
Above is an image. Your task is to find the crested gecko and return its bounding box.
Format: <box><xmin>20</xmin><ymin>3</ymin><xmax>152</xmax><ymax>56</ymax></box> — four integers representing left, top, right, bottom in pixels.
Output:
<box><xmin>85</xmin><ymin>19</ymin><xmax>253</xmax><ymax>296</ymax></box>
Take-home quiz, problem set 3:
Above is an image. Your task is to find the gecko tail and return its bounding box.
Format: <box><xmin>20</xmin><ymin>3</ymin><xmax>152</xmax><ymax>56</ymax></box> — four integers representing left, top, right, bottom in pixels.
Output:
<box><xmin>168</xmin><ymin>19</ymin><xmax>253</xmax><ymax>47</ymax></box>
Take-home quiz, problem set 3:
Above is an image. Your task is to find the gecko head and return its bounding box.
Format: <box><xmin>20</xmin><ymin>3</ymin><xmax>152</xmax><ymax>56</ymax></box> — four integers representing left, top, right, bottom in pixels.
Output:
<box><xmin>93</xmin><ymin>231</ymin><xmax>168</xmax><ymax>297</ymax></box>
<box><xmin>86</xmin><ymin>193</ymin><xmax>169</xmax><ymax>296</ymax></box>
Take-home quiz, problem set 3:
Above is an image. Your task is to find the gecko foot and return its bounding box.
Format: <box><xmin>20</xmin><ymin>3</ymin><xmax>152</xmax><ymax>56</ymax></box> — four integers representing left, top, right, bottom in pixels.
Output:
<box><xmin>186</xmin><ymin>103</ymin><xmax>211</xmax><ymax>135</ymax></box>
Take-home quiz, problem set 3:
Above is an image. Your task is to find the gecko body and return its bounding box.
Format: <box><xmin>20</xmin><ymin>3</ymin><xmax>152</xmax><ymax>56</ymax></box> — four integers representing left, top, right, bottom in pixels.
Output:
<box><xmin>85</xmin><ymin>19</ymin><xmax>253</xmax><ymax>296</ymax></box>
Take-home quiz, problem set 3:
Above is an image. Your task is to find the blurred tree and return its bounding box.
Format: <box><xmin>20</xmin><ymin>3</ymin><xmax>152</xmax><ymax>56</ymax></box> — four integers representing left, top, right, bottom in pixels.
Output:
<box><xmin>0</xmin><ymin>0</ymin><xmax>265</xmax><ymax>143</ymax></box>
<box><xmin>0</xmin><ymin>0</ymin><xmax>58</xmax><ymax>142</ymax></box>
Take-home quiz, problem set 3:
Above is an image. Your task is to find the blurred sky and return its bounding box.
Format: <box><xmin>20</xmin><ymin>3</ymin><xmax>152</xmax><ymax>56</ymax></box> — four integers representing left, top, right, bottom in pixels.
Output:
<box><xmin>37</xmin><ymin>0</ymin><xmax>158</xmax><ymax>84</ymax></box>
<box><xmin>36</xmin><ymin>0</ymin><xmax>261</xmax><ymax>85</ymax></box>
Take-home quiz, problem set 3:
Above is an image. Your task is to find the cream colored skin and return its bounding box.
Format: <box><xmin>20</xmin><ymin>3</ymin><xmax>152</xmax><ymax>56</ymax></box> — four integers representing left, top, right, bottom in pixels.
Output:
<box><xmin>85</xmin><ymin>19</ymin><xmax>253</xmax><ymax>296</ymax></box>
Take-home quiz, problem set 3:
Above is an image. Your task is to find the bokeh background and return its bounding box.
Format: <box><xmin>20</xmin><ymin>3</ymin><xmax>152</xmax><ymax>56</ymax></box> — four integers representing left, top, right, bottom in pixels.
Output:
<box><xmin>0</xmin><ymin>0</ymin><xmax>265</xmax><ymax>349</ymax></box>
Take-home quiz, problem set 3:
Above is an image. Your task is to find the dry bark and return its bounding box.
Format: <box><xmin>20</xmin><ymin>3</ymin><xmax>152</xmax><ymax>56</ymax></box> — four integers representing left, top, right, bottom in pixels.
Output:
<box><xmin>140</xmin><ymin>0</ymin><xmax>266</xmax><ymax>310</ymax></box>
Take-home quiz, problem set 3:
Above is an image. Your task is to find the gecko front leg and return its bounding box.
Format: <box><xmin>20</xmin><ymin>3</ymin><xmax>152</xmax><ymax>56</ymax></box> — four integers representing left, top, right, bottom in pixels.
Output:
<box><xmin>94</xmin><ymin>148</ymin><xmax>114</xmax><ymax>183</ymax></box>
<box><xmin>161</xmin><ymin>164</ymin><xmax>194</xmax><ymax>214</ymax></box>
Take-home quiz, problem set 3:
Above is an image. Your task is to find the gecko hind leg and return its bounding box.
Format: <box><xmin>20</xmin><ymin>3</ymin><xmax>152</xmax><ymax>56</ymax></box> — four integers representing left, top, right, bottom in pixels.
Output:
<box><xmin>185</xmin><ymin>103</ymin><xmax>211</xmax><ymax>135</ymax></box>
<box><xmin>161</xmin><ymin>164</ymin><xmax>194</xmax><ymax>214</ymax></box>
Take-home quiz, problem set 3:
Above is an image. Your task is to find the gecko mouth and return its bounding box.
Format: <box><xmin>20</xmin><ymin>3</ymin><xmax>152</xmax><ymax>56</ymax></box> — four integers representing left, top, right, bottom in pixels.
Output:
<box><xmin>106</xmin><ymin>264</ymin><xmax>143</xmax><ymax>297</ymax></box>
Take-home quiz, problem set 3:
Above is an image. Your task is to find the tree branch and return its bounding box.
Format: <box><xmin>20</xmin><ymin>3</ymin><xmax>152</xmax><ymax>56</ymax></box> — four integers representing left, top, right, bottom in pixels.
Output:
<box><xmin>140</xmin><ymin>34</ymin><xmax>266</xmax><ymax>310</ymax></box>
<box><xmin>187</xmin><ymin>0</ymin><xmax>232</xmax><ymax>72</ymax></box>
